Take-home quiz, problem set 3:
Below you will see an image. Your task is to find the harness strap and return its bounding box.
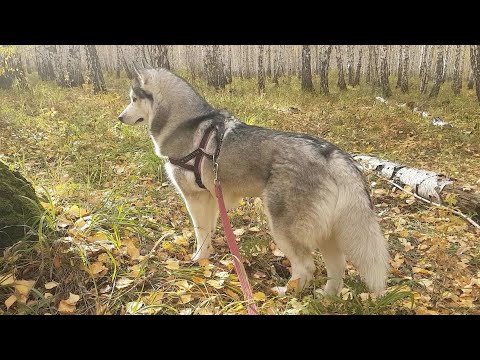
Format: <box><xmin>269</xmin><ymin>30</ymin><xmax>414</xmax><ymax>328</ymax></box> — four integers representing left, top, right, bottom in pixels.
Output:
<box><xmin>168</xmin><ymin>121</ymin><xmax>224</xmax><ymax>189</ymax></box>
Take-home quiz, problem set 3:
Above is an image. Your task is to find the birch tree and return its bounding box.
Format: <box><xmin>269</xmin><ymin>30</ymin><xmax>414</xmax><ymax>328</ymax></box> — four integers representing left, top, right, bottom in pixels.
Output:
<box><xmin>66</xmin><ymin>45</ymin><xmax>84</xmax><ymax>87</ymax></box>
<box><xmin>335</xmin><ymin>45</ymin><xmax>347</xmax><ymax>90</ymax></box>
<box><xmin>429</xmin><ymin>45</ymin><xmax>445</xmax><ymax>98</ymax></box>
<box><xmin>319</xmin><ymin>45</ymin><xmax>332</xmax><ymax>94</ymax></box>
<box><xmin>419</xmin><ymin>45</ymin><xmax>430</xmax><ymax>93</ymax></box>
<box><xmin>400</xmin><ymin>45</ymin><xmax>409</xmax><ymax>93</ymax></box>
<box><xmin>257</xmin><ymin>45</ymin><xmax>265</xmax><ymax>95</ymax></box>
<box><xmin>379</xmin><ymin>45</ymin><xmax>392</xmax><ymax>97</ymax></box>
<box><xmin>301</xmin><ymin>45</ymin><xmax>313</xmax><ymax>91</ymax></box>
<box><xmin>396</xmin><ymin>45</ymin><xmax>403</xmax><ymax>89</ymax></box>
<box><xmin>353</xmin><ymin>46</ymin><xmax>363</xmax><ymax>87</ymax></box>
<box><xmin>452</xmin><ymin>45</ymin><xmax>462</xmax><ymax>95</ymax></box>
<box><xmin>470</xmin><ymin>45</ymin><xmax>480</xmax><ymax>102</ymax></box>
<box><xmin>347</xmin><ymin>45</ymin><xmax>354</xmax><ymax>86</ymax></box>
<box><xmin>85</xmin><ymin>45</ymin><xmax>106</xmax><ymax>93</ymax></box>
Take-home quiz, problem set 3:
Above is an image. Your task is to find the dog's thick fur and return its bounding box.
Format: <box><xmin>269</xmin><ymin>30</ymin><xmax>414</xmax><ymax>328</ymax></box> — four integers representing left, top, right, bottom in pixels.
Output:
<box><xmin>118</xmin><ymin>66</ymin><xmax>390</xmax><ymax>295</ymax></box>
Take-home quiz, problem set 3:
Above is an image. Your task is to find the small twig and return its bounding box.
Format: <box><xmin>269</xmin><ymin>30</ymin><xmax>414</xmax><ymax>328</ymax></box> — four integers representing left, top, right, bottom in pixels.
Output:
<box><xmin>150</xmin><ymin>233</ymin><xmax>173</xmax><ymax>254</ymax></box>
<box><xmin>386</xmin><ymin>179</ymin><xmax>480</xmax><ymax>229</ymax></box>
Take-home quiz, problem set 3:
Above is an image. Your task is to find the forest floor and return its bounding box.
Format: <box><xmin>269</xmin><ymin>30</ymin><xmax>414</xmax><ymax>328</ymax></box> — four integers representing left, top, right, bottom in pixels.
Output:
<box><xmin>1</xmin><ymin>74</ymin><xmax>479</xmax><ymax>315</ymax></box>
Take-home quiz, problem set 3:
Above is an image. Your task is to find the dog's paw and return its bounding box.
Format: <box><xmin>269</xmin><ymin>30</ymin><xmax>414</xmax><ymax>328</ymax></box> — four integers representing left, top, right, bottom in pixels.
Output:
<box><xmin>191</xmin><ymin>248</ymin><xmax>213</xmax><ymax>262</ymax></box>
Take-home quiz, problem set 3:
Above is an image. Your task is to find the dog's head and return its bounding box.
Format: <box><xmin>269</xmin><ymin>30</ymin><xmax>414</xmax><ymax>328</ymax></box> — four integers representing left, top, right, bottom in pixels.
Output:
<box><xmin>118</xmin><ymin>63</ymin><xmax>155</xmax><ymax>126</ymax></box>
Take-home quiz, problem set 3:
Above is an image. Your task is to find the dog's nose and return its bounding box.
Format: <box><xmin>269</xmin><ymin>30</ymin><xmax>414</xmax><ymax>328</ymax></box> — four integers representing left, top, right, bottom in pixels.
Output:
<box><xmin>118</xmin><ymin>115</ymin><xmax>124</xmax><ymax>122</ymax></box>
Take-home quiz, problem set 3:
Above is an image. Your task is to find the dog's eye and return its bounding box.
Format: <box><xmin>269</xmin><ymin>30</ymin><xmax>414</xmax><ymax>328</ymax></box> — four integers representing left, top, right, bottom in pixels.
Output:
<box><xmin>132</xmin><ymin>97</ymin><xmax>137</xmax><ymax>103</ymax></box>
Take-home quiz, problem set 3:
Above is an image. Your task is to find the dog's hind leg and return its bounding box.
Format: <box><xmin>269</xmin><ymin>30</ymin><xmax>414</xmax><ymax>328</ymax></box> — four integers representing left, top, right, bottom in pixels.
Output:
<box><xmin>271</xmin><ymin>229</ymin><xmax>315</xmax><ymax>291</ymax></box>
<box><xmin>183</xmin><ymin>192</ymin><xmax>219</xmax><ymax>262</ymax></box>
<box><xmin>318</xmin><ymin>241</ymin><xmax>346</xmax><ymax>295</ymax></box>
<box><xmin>264</xmin><ymin>208</ymin><xmax>316</xmax><ymax>291</ymax></box>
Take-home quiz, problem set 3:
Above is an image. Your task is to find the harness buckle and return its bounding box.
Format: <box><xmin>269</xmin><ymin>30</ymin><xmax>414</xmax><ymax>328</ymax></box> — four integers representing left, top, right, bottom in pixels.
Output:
<box><xmin>213</xmin><ymin>154</ymin><xmax>219</xmax><ymax>182</ymax></box>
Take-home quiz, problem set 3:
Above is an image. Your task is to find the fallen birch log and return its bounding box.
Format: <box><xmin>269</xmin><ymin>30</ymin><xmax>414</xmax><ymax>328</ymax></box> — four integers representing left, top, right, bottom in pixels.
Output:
<box><xmin>354</xmin><ymin>155</ymin><xmax>480</xmax><ymax>220</ymax></box>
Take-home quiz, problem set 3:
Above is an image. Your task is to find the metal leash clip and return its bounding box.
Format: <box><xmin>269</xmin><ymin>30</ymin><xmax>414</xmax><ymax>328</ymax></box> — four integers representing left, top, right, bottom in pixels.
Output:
<box><xmin>212</xmin><ymin>154</ymin><xmax>219</xmax><ymax>182</ymax></box>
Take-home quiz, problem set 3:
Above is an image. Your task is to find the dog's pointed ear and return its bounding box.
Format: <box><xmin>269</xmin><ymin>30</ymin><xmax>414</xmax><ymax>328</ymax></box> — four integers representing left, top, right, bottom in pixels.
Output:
<box><xmin>132</xmin><ymin>61</ymin><xmax>142</xmax><ymax>79</ymax></box>
<box><xmin>131</xmin><ymin>61</ymin><xmax>151</xmax><ymax>86</ymax></box>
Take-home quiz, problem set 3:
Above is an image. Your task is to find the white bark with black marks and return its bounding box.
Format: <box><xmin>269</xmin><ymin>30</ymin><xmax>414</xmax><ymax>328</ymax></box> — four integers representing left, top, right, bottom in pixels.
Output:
<box><xmin>400</xmin><ymin>45</ymin><xmax>409</xmax><ymax>93</ymax></box>
<box><xmin>355</xmin><ymin>155</ymin><xmax>480</xmax><ymax>220</ymax></box>
<box><xmin>85</xmin><ymin>45</ymin><xmax>106</xmax><ymax>93</ymax></box>
<box><xmin>452</xmin><ymin>45</ymin><xmax>462</xmax><ymax>95</ymax></box>
<box><xmin>379</xmin><ymin>45</ymin><xmax>392</xmax><ymax>97</ymax></box>
<box><xmin>335</xmin><ymin>45</ymin><xmax>347</xmax><ymax>90</ymax></box>
<box><xmin>470</xmin><ymin>45</ymin><xmax>480</xmax><ymax>102</ymax></box>
<box><xmin>429</xmin><ymin>45</ymin><xmax>445</xmax><ymax>98</ymax></box>
<box><xmin>319</xmin><ymin>45</ymin><xmax>332</xmax><ymax>94</ymax></box>
<box><xmin>257</xmin><ymin>45</ymin><xmax>265</xmax><ymax>95</ymax></box>
<box><xmin>301</xmin><ymin>45</ymin><xmax>314</xmax><ymax>91</ymax></box>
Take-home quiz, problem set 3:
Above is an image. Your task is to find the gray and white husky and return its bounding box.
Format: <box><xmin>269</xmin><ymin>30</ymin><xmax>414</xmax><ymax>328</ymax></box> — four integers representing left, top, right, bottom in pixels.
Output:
<box><xmin>118</xmin><ymin>65</ymin><xmax>390</xmax><ymax>295</ymax></box>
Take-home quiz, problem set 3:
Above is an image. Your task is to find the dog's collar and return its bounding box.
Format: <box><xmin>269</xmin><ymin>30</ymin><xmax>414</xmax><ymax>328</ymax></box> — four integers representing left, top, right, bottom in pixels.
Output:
<box><xmin>168</xmin><ymin>119</ymin><xmax>225</xmax><ymax>189</ymax></box>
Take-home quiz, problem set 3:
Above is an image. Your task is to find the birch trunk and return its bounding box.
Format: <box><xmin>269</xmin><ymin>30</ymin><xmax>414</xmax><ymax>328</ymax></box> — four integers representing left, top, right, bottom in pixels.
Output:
<box><xmin>85</xmin><ymin>45</ymin><xmax>106</xmax><ymax>93</ymax></box>
<box><xmin>335</xmin><ymin>45</ymin><xmax>347</xmax><ymax>90</ymax></box>
<box><xmin>319</xmin><ymin>45</ymin><xmax>332</xmax><ymax>94</ymax></box>
<box><xmin>301</xmin><ymin>45</ymin><xmax>314</xmax><ymax>91</ymax></box>
<box><xmin>470</xmin><ymin>45</ymin><xmax>480</xmax><ymax>102</ymax></box>
<box><xmin>257</xmin><ymin>45</ymin><xmax>265</xmax><ymax>95</ymax></box>
<box><xmin>429</xmin><ymin>45</ymin><xmax>445</xmax><ymax>98</ymax></box>
<box><xmin>419</xmin><ymin>45</ymin><xmax>429</xmax><ymax>94</ymax></box>
<box><xmin>379</xmin><ymin>45</ymin><xmax>392</xmax><ymax>97</ymax></box>
<box><xmin>452</xmin><ymin>45</ymin><xmax>462</xmax><ymax>95</ymax></box>
<box><xmin>355</xmin><ymin>155</ymin><xmax>480</xmax><ymax>219</ymax></box>
<box><xmin>400</xmin><ymin>45</ymin><xmax>409</xmax><ymax>93</ymax></box>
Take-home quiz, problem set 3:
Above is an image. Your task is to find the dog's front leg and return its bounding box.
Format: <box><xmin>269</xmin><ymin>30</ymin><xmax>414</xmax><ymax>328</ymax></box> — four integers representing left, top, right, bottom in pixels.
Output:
<box><xmin>183</xmin><ymin>192</ymin><xmax>219</xmax><ymax>262</ymax></box>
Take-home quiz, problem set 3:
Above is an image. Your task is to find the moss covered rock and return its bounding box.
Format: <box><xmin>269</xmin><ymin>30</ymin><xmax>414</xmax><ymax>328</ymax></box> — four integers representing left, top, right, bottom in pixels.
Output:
<box><xmin>0</xmin><ymin>160</ymin><xmax>42</xmax><ymax>249</ymax></box>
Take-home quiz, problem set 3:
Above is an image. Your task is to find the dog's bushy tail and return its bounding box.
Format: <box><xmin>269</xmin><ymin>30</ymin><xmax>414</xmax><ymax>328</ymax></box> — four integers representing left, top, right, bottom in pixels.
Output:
<box><xmin>333</xmin><ymin>157</ymin><xmax>390</xmax><ymax>294</ymax></box>
<box><xmin>335</xmin><ymin>206</ymin><xmax>390</xmax><ymax>293</ymax></box>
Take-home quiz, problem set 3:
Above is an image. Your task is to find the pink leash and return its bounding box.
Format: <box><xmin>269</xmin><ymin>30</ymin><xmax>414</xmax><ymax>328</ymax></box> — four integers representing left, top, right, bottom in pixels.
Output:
<box><xmin>214</xmin><ymin>179</ymin><xmax>259</xmax><ymax>315</ymax></box>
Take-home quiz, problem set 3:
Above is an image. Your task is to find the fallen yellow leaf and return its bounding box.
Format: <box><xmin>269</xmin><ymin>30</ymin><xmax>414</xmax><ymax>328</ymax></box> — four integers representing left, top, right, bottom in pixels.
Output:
<box><xmin>97</xmin><ymin>253</ymin><xmax>110</xmax><ymax>263</ymax></box>
<box><xmin>64</xmin><ymin>293</ymin><xmax>80</xmax><ymax>305</ymax></box>
<box><xmin>198</xmin><ymin>259</ymin><xmax>209</xmax><ymax>267</ymax></box>
<box><xmin>126</xmin><ymin>301</ymin><xmax>144</xmax><ymax>314</ymax></box>
<box><xmin>413</xmin><ymin>267</ymin><xmax>434</xmax><ymax>276</ymax></box>
<box><xmin>162</xmin><ymin>242</ymin><xmax>174</xmax><ymax>251</ymax></box>
<box><xmin>192</xmin><ymin>276</ymin><xmax>205</xmax><ymax>285</ymax></box>
<box><xmin>14</xmin><ymin>279</ymin><xmax>35</xmax><ymax>296</ymax></box>
<box><xmin>225</xmin><ymin>289</ymin><xmax>240</xmax><ymax>300</ymax></box>
<box><xmin>115</xmin><ymin>277</ymin><xmax>134</xmax><ymax>289</ymax></box>
<box><xmin>233</xmin><ymin>228</ymin><xmax>245</xmax><ymax>236</ymax></box>
<box><xmin>127</xmin><ymin>264</ymin><xmax>142</xmax><ymax>277</ymax></box>
<box><xmin>88</xmin><ymin>232</ymin><xmax>109</xmax><ymax>243</ymax></box>
<box><xmin>0</xmin><ymin>273</ymin><xmax>15</xmax><ymax>286</ymax></box>
<box><xmin>67</xmin><ymin>205</ymin><xmax>89</xmax><ymax>218</ymax></box>
<box><xmin>123</xmin><ymin>238</ymin><xmax>140</xmax><ymax>260</ymax></box>
<box><xmin>175</xmin><ymin>280</ymin><xmax>193</xmax><ymax>292</ymax></box>
<box><xmin>253</xmin><ymin>292</ymin><xmax>266</xmax><ymax>302</ymax></box>
<box><xmin>248</xmin><ymin>227</ymin><xmax>260</xmax><ymax>232</ymax></box>
<box><xmin>195</xmin><ymin>307</ymin><xmax>214</xmax><ymax>315</ymax></box>
<box><xmin>44</xmin><ymin>281</ymin><xmax>59</xmax><ymax>290</ymax></box>
<box><xmin>74</xmin><ymin>218</ymin><xmax>87</xmax><ymax>229</ymax></box>
<box><xmin>165</xmin><ymin>259</ymin><xmax>180</xmax><ymax>270</ymax></box>
<box><xmin>180</xmin><ymin>294</ymin><xmax>192</xmax><ymax>304</ymax></box>
<box><xmin>58</xmin><ymin>300</ymin><xmax>76</xmax><ymax>313</ymax></box>
<box><xmin>287</xmin><ymin>278</ymin><xmax>300</xmax><ymax>291</ymax></box>
<box><xmin>5</xmin><ymin>294</ymin><xmax>17</xmax><ymax>309</ymax></box>
<box><xmin>207</xmin><ymin>279</ymin><xmax>224</xmax><ymax>289</ymax></box>
<box><xmin>173</xmin><ymin>236</ymin><xmax>189</xmax><ymax>247</ymax></box>
<box><xmin>89</xmin><ymin>261</ymin><xmax>107</xmax><ymax>275</ymax></box>
<box><xmin>415</xmin><ymin>307</ymin><xmax>439</xmax><ymax>315</ymax></box>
